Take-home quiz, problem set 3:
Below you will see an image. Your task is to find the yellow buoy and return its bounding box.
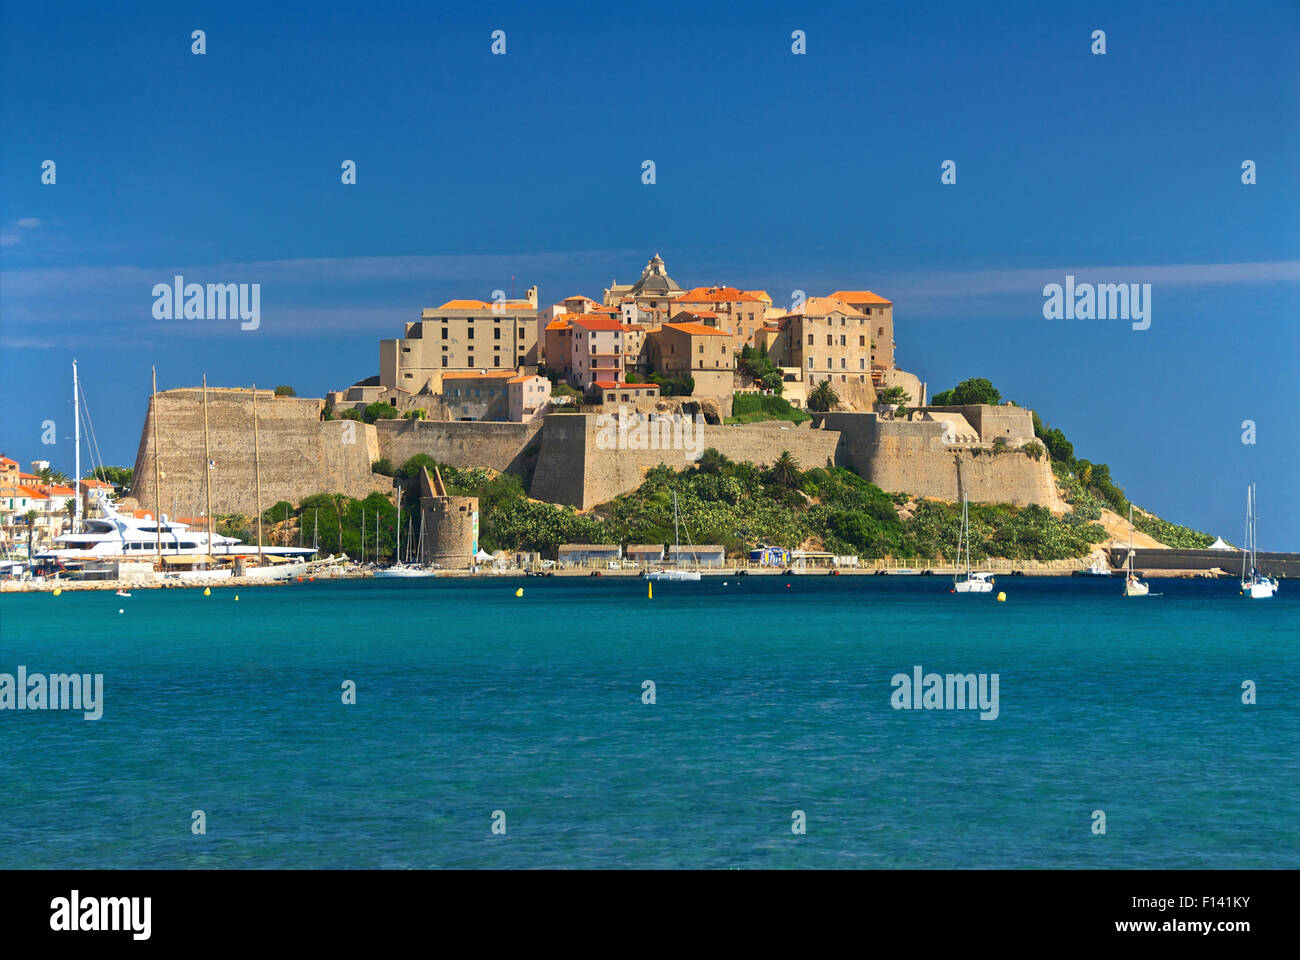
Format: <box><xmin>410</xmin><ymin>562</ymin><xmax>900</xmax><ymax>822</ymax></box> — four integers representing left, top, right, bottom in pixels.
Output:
<box><xmin>648</xmin><ymin>582</ymin><xmax>653</xmax><ymax>599</ymax></box>
<box><xmin>203</xmin><ymin>587</ymin><xmax>211</xmax><ymax>596</ymax></box>
<box><xmin>996</xmin><ymin>591</ymin><xmax>1006</xmax><ymax>602</ymax></box>
<box><xmin>235</xmin><ymin>595</ymin><xmax>239</xmax><ymax>601</ymax></box>
<box><xmin>515</xmin><ymin>587</ymin><xmax>523</xmax><ymax>597</ymax></box>
<box><xmin>52</xmin><ymin>588</ymin><xmax>62</xmax><ymax>597</ymax></box>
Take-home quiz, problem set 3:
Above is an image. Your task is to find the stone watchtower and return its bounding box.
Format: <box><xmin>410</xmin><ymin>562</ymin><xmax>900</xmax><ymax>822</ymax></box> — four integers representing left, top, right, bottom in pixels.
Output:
<box><xmin>419</xmin><ymin>465</ymin><xmax>479</xmax><ymax>569</ymax></box>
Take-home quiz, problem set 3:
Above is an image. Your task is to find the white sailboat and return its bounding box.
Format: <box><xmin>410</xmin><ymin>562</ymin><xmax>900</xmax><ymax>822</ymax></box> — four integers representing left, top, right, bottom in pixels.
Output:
<box><xmin>374</xmin><ymin>483</ymin><xmax>437</xmax><ymax>578</ymax></box>
<box><xmin>952</xmin><ymin>494</ymin><xmax>994</xmax><ymax>593</ymax></box>
<box><xmin>1121</xmin><ymin>504</ymin><xmax>1149</xmax><ymax>597</ymax></box>
<box><xmin>645</xmin><ymin>491</ymin><xmax>701</xmax><ymax>581</ymax></box>
<box><xmin>1240</xmin><ymin>483</ymin><xmax>1278</xmax><ymax>599</ymax></box>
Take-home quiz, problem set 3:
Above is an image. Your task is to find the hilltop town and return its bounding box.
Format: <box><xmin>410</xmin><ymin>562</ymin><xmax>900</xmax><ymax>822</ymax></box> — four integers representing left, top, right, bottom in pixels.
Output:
<box><xmin>3</xmin><ymin>254</ymin><xmax>1230</xmax><ymax>578</ymax></box>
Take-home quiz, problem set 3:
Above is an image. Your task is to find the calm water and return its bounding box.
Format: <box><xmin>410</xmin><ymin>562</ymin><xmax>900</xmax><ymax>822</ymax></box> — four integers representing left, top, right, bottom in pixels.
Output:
<box><xmin>1</xmin><ymin>576</ymin><xmax>1296</xmax><ymax>869</ymax></box>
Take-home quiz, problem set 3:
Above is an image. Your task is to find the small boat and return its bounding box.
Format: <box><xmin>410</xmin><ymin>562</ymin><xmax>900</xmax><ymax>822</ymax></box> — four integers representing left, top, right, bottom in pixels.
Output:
<box><xmin>644</xmin><ymin>491</ymin><xmax>701</xmax><ymax>582</ymax></box>
<box><xmin>374</xmin><ymin>564</ymin><xmax>438</xmax><ymax>579</ymax></box>
<box><xmin>1079</xmin><ymin>556</ymin><xmax>1112</xmax><ymax>576</ymax></box>
<box><xmin>114</xmin><ymin>589</ymin><xmax>131</xmax><ymax>597</ymax></box>
<box><xmin>952</xmin><ymin>494</ymin><xmax>994</xmax><ymax>593</ymax></box>
<box><xmin>1121</xmin><ymin>505</ymin><xmax>1149</xmax><ymax>597</ymax></box>
<box><xmin>1240</xmin><ymin>483</ymin><xmax>1278</xmax><ymax>599</ymax></box>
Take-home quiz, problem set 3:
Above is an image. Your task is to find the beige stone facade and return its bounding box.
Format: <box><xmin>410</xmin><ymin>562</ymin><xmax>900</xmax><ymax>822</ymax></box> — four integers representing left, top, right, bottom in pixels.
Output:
<box><xmin>647</xmin><ymin>321</ymin><xmax>735</xmax><ymax>399</ymax></box>
<box><xmin>380</xmin><ymin>289</ymin><xmax>539</xmax><ymax>394</ymax></box>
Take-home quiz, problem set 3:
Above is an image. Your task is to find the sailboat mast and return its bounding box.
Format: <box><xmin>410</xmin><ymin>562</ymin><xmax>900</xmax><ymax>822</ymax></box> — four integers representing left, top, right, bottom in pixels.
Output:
<box><xmin>202</xmin><ymin>375</ymin><xmax>214</xmax><ymax>560</ymax></box>
<box><xmin>152</xmin><ymin>367</ymin><xmax>162</xmax><ymax>567</ymax></box>
<box><xmin>73</xmin><ymin>359</ymin><xmax>82</xmax><ymax>533</ymax></box>
<box><xmin>253</xmin><ymin>383</ymin><xmax>264</xmax><ymax>563</ymax></box>
<box><xmin>395</xmin><ymin>487</ymin><xmax>401</xmax><ymax>564</ymax></box>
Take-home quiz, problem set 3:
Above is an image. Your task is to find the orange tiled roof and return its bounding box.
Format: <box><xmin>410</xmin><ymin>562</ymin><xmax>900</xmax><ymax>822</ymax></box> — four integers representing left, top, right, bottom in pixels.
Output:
<box><xmin>0</xmin><ymin>456</ymin><xmax>18</xmax><ymax>467</ymax></box>
<box><xmin>545</xmin><ymin>318</ymin><xmax>572</xmax><ymax>331</ymax></box>
<box><xmin>793</xmin><ymin>297</ymin><xmax>868</xmax><ymax>318</ymax></box>
<box><xmin>677</xmin><ymin>286</ymin><xmax>763</xmax><ymax>303</ymax></box>
<box><xmin>39</xmin><ymin>484</ymin><xmax>76</xmax><ymax>496</ymax></box>
<box><xmin>828</xmin><ymin>290</ymin><xmax>892</xmax><ymax>305</ymax></box>
<box><xmin>18</xmin><ymin>472</ymin><xmax>40</xmax><ymax>480</ymax></box>
<box><xmin>17</xmin><ymin>485</ymin><xmax>48</xmax><ymax>499</ymax></box>
<box><xmin>80</xmin><ymin>478</ymin><xmax>113</xmax><ymax>488</ymax></box>
<box><xmin>433</xmin><ymin>298</ymin><xmax>535</xmax><ymax>312</ymax></box>
<box><xmin>664</xmin><ymin>321</ymin><xmax>732</xmax><ymax>337</ymax></box>
<box><xmin>572</xmin><ymin>315</ymin><xmax>625</xmax><ymax>332</ymax></box>
<box><xmin>673</xmin><ymin>308</ymin><xmax>719</xmax><ymax>320</ymax></box>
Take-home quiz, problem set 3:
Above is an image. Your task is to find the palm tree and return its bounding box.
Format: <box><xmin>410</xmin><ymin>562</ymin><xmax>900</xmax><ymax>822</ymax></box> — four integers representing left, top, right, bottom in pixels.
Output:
<box><xmin>769</xmin><ymin>451</ymin><xmax>801</xmax><ymax>488</ymax></box>
<box><xmin>22</xmin><ymin>509</ymin><xmax>38</xmax><ymax>560</ymax></box>
<box><xmin>807</xmin><ymin>380</ymin><xmax>839</xmax><ymax>412</ymax></box>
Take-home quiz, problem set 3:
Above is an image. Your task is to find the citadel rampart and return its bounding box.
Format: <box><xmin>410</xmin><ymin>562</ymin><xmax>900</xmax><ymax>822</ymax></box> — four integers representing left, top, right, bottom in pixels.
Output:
<box><xmin>130</xmin><ymin>390</ymin><xmax>1066</xmax><ymax>517</ymax></box>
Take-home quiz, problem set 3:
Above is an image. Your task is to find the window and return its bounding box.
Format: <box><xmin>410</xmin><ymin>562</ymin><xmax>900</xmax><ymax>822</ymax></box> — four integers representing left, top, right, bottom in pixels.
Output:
<box><xmin>401</xmin><ymin>346</ymin><xmax>410</xmax><ymax>353</ymax></box>
<box><xmin>441</xmin><ymin>328</ymin><xmax>448</xmax><ymax>340</ymax></box>
<box><xmin>518</xmin><ymin>327</ymin><xmax>525</xmax><ymax>338</ymax></box>
<box><xmin>827</xmin><ymin>359</ymin><xmax>833</xmax><ymax>370</ymax></box>
<box><xmin>878</xmin><ymin>327</ymin><xmax>884</xmax><ymax>336</ymax></box>
<box><xmin>441</xmin><ymin>357</ymin><xmax>448</xmax><ymax>367</ymax></box>
<box><xmin>840</xmin><ymin>358</ymin><xmax>846</xmax><ymax>369</ymax></box>
<box><xmin>494</xmin><ymin>356</ymin><xmax>501</xmax><ymax>367</ymax></box>
<box><xmin>826</xmin><ymin>335</ymin><xmax>833</xmax><ymax>346</ymax></box>
<box><xmin>698</xmin><ymin>344</ymin><xmax>704</xmax><ymax>354</ymax></box>
<box><xmin>494</xmin><ymin>328</ymin><xmax>501</xmax><ymax>340</ymax></box>
<box><xmin>467</xmin><ymin>356</ymin><xmax>474</xmax><ymax>366</ymax></box>
<box><xmin>840</xmin><ymin>335</ymin><xmax>846</xmax><ymax>346</ymax></box>
<box><xmin>807</xmin><ymin>334</ymin><xmax>814</xmax><ymax>346</ymax></box>
<box><xmin>859</xmin><ymin>358</ymin><xmax>866</xmax><ymax>369</ymax></box>
<box><xmin>404</xmin><ymin>373</ymin><xmax>413</xmax><ymax>379</ymax></box>
<box><xmin>468</xmin><ymin>328</ymin><xmax>474</xmax><ymax>340</ymax></box>
<box><xmin>808</xmin><ymin>357</ymin><xmax>814</xmax><ymax>369</ymax></box>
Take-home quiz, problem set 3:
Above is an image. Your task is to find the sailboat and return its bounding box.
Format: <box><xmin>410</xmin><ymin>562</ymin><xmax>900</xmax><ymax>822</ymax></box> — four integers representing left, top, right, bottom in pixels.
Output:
<box><xmin>374</xmin><ymin>483</ymin><xmax>436</xmax><ymax>578</ymax></box>
<box><xmin>952</xmin><ymin>494</ymin><xmax>994</xmax><ymax>593</ymax></box>
<box><xmin>1121</xmin><ymin>504</ymin><xmax>1149</xmax><ymax>597</ymax></box>
<box><xmin>645</xmin><ymin>491</ymin><xmax>701</xmax><ymax>581</ymax></box>
<box><xmin>1240</xmin><ymin>483</ymin><xmax>1278</xmax><ymax>599</ymax></box>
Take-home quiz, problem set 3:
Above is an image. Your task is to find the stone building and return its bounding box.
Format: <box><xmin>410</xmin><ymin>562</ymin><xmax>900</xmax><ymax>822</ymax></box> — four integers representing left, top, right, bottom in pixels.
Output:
<box><xmin>768</xmin><ymin>297</ymin><xmax>877</xmax><ymax>409</ymax></box>
<box><xmin>379</xmin><ymin>289</ymin><xmax>540</xmax><ymax>394</ymax></box>
<box><xmin>419</xmin><ymin>465</ymin><xmax>478</xmax><ymax>569</ymax></box>
<box><xmin>441</xmin><ymin>370</ymin><xmax>518</xmax><ymax>421</ymax></box>
<box><xmin>671</xmin><ymin>286</ymin><xmax>768</xmax><ymax>348</ymax></box>
<box><xmin>647</xmin><ymin>321</ymin><xmax>736</xmax><ymax>399</ymax></box>
<box><xmin>828</xmin><ymin>290</ymin><xmax>895</xmax><ymax>374</ymax></box>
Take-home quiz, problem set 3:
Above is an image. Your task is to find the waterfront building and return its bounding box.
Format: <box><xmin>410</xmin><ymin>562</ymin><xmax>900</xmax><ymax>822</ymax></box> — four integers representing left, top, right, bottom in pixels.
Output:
<box><xmin>626</xmin><ymin>544</ymin><xmax>666</xmax><ymax>566</ymax></box>
<box><xmin>557</xmin><ymin>543</ymin><xmax>622</xmax><ymax>565</ymax></box>
<box><xmin>669</xmin><ymin>544</ymin><xmax>726</xmax><ymax>567</ymax></box>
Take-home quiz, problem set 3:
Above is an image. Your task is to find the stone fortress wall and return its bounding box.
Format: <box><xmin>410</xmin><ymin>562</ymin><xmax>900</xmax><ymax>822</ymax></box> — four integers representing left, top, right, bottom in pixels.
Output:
<box><xmin>130</xmin><ymin>390</ymin><xmax>1065</xmax><ymax>516</ymax></box>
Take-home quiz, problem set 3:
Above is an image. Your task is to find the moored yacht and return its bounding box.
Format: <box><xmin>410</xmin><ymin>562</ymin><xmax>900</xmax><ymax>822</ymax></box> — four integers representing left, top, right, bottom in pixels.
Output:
<box><xmin>36</xmin><ymin>493</ymin><xmax>315</xmax><ymax>564</ymax></box>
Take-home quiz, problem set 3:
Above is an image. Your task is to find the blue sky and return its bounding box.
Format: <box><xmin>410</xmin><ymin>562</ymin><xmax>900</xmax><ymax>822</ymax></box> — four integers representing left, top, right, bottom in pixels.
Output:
<box><xmin>3</xmin><ymin>0</ymin><xmax>1297</xmax><ymax>545</ymax></box>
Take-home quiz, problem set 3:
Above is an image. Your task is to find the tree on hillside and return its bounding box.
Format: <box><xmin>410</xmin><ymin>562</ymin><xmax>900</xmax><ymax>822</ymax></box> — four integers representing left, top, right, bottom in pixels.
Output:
<box><xmin>274</xmin><ymin>385</ymin><xmax>297</xmax><ymax>396</ymax></box>
<box><xmin>768</xmin><ymin>451</ymin><xmax>802</xmax><ymax>488</ymax></box>
<box><xmin>931</xmin><ymin>377</ymin><xmax>1002</xmax><ymax>407</ymax></box>
<box><xmin>877</xmin><ymin>386</ymin><xmax>911</xmax><ymax>405</ymax></box>
<box><xmin>806</xmin><ymin>380</ymin><xmax>839</xmax><ymax>412</ymax></box>
<box><xmin>92</xmin><ymin>465</ymin><xmax>133</xmax><ymax>489</ymax></box>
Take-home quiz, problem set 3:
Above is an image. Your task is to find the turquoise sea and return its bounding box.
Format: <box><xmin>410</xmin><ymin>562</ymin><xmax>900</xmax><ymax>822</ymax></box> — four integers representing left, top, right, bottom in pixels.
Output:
<box><xmin>1</xmin><ymin>576</ymin><xmax>1296</xmax><ymax>869</ymax></box>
